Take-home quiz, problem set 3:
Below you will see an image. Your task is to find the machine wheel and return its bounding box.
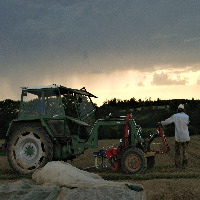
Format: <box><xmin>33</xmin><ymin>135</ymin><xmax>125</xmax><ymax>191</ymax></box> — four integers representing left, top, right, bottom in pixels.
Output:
<box><xmin>147</xmin><ymin>156</ymin><xmax>155</xmax><ymax>169</ymax></box>
<box><xmin>111</xmin><ymin>162</ymin><xmax>119</xmax><ymax>171</ymax></box>
<box><xmin>121</xmin><ymin>148</ymin><xmax>147</xmax><ymax>174</ymax></box>
<box><xmin>7</xmin><ymin>124</ymin><xmax>53</xmax><ymax>175</ymax></box>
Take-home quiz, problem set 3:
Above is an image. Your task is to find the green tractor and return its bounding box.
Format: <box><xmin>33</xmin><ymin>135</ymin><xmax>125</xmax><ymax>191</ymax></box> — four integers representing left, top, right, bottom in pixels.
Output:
<box><xmin>2</xmin><ymin>84</ymin><xmax>169</xmax><ymax>175</ymax></box>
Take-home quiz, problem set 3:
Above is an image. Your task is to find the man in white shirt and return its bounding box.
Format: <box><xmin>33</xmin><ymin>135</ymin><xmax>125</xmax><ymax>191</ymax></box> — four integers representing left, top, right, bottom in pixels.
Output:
<box><xmin>161</xmin><ymin>104</ymin><xmax>190</xmax><ymax>169</ymax></box>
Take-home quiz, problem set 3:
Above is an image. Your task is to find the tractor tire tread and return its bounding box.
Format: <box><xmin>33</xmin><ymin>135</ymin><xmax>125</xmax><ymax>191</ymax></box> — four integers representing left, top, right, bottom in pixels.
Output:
<box><xmin>121</xmin><ymin>147</ymin><xmax>147</xmax><ymax>174</ymax></box>
<box><xmin>7</xmin><ymin>123</ymin><xmax>53</xmax><ymax>175</ymax></box>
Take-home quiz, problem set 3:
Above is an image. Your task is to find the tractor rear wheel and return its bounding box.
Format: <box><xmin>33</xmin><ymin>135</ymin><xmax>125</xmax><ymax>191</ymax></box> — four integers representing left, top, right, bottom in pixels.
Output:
<box><xmin>7</xmin><ymin>124</ymin><xmax>53</xmax><ymax>175</ymax></box>
<box><xmin>121</xmin><ymin>148</ymin><xmax>147</xmax><ymax>174</ymax></box>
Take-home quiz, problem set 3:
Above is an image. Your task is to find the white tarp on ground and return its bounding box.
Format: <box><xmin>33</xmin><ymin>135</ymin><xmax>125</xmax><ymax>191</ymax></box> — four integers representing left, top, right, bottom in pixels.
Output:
<box><xmin>33</xmin><ymin>161</ymin><xmax>146</xmax><ymax>200</ymax></box>
<box><xmin>0</xmin><ymin>161</ymin><xmax>146</xmax><ymax>200</ymax></box>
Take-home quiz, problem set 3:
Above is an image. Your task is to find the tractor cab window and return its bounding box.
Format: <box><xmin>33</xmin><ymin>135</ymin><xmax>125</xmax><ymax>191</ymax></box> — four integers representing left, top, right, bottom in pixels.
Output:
<box><xmin>62</xmin><ymin>94</ymin><xmax>95</xmax><ymax>119</ymax></box>
<box><xmin>62</xmin><ymin>93</ymin><xmax>95</xmax><ymax>137</ymax></box>
<box><xmin>62</xmin><ymin>94</ymin><xmax>78</xmax><ymax>118</ymax></box>
<box><xmin>76</xmin><ymin>95</ymin><xmax>94</xmax><ymax>119</ymax></box>
<box><xmin>19</xmin><ymin>90</ymin><xmax>64</xmax><ymax>117</ymax></box>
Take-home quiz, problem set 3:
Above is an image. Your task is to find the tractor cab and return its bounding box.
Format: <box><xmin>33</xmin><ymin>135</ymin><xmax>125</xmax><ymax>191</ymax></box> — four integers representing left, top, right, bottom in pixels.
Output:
<box><xmin>19</xmin><ymin>84</ymin><xmax>97</xmax><ymax>120</ymax></box>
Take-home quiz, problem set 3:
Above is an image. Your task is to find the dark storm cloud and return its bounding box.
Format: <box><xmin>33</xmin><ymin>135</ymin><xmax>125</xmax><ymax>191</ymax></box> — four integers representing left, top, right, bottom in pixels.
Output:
<box><xmin>0</xmin><ymin>0</ymin><xmax>200</xmax><ymax>78</ymax></box>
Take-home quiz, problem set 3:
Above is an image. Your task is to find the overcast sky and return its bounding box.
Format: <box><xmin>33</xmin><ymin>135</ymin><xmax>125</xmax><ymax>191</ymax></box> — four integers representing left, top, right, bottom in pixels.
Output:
<box><xmin>0</xmin><ymin>0</ymin><xmax>200</xmax><ymax>105</ymax></box>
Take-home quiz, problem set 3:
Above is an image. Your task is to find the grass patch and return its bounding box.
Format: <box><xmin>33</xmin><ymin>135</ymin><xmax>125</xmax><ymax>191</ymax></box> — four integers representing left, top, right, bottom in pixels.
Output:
<box><xmin>0</xmin><ymin>139</ymin><xmax>6</xmax><ymax>156</ymax></box>
<box><xmin>0</xmin><ymin>152</ymin><xmax>6</xmax><ymax>156</ymax></box>
<box><xmin>0</xmin><ymin>169</ymin><xmax>32</xmax><ymax>180</ymax></box>
<box><xmin>0</xmin><ymin>139</ymin><xmax>5</xmax><ymax>146</ymax></box>
<box><xmin>0</xmin><ymin>149</ymin><xmax>6</xmax><ymax>156</ymax></box>
<box><xmin>101</xmin><ymin>173</ymin><xmax>200</xmax><ymax>181</ymax></box>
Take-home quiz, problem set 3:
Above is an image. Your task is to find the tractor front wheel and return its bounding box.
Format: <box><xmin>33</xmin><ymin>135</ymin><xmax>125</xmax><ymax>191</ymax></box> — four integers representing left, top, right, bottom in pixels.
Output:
<box><xmin>7</xmin><ymin>124</ymin><xmax>53</xmax><ymax>175</ymax></box>
<box><xmin>121</xmin><ymin>148</ymin><xmax>147</xmax><ymax>174</ymax></box>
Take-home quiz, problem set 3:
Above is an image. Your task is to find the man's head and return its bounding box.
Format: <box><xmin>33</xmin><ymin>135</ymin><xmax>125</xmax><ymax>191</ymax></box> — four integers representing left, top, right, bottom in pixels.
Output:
<box><xmin>178</xmin><ymin>104</ymin><xmax>185</xmax><ymax>113</ymax></box>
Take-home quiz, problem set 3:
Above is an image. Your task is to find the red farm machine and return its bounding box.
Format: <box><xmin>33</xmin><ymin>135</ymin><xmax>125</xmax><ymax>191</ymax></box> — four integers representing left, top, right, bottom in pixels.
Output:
<box><xmin>93</xmin><ymin>114</ymin><xmax>170</xmax><ymax>174</ymax></box>
<box><xmin>0</xmin><ymin>85</ymin><xmax>169</xmax><ymax>175</ymax></box>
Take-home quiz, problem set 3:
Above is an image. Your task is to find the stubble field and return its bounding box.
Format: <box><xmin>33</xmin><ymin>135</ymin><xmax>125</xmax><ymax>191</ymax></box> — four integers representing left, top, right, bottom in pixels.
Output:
<box><xmin>0</xmin><ymin>136</ymin><xmax>200</xmax><ymax>200</ymax></box>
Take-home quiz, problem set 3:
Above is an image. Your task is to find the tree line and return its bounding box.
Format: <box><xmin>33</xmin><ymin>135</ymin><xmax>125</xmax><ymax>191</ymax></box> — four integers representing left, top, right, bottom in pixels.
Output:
<box><xmin>0</xmin><ymin>100</ymin><xmax>20</xmax><ymax>139</ymax></box>
<box><xmin>0</xmin><ymin>98</ymin><xmax>199</xmax><ymax>139</ymax></box>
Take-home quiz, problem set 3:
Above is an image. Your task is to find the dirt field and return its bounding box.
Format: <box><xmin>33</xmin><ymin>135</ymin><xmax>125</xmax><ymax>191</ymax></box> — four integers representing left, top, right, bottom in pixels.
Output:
<box><xmin>0</xmin><ymin>136</ymin><xmax>200</xmax><ymax>199</ymax></box>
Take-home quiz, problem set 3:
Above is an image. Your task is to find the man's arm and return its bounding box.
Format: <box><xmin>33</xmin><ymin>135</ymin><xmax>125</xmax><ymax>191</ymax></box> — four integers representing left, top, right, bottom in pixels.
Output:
<box><xmin>161</xmin><ymin>115</ymin><xmax>174</xmax><ymax>126</ymax></box>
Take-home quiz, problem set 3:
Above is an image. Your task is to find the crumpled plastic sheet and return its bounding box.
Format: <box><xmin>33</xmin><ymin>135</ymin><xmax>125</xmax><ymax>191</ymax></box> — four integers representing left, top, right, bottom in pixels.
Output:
<box><xmin>0</xmin><ymin>179</ymin><xmax>60</xmax><ymax>200</ymax></box>
<box><xmin>0</xmin><ymin>179</ymin><xmax>146</xmax><ymax>200</ymax></box>
<box><xmin>0</xmin><ymin>162</ymin><xmax>146</xmax><ymax>200</ymax></box>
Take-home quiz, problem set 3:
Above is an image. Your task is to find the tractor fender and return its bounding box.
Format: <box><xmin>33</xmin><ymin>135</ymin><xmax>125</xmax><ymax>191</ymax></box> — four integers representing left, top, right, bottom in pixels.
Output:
<box><xmin>6</xmin><ymin>119</ymin><xmax>54</xmax><ymax>141</ymax></box>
